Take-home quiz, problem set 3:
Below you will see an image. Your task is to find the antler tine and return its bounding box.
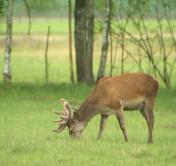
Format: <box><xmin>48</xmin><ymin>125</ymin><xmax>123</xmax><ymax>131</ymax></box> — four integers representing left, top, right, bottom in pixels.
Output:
<box><xmin>52</xmin><ymin>118</ymin><xmax>68</xmax><ymax>124</ymax></box>
<box><xmin>53</xmin><ymin>110</ymin><xmax>64</xmax><ymax>115</ymax></box>
<box><xmin>52</xmin><ymin>120</ymin><xmax>60</xmax><ymax>123</ymax></box>
<box><xmin>59</xmin><ymin>98</ymin><xmax>70</xmax><ymax>121</ymax></box>
<box><xmin>60</xmin><ymin>115</ymin><xmax>69</xmax><ymax>121</ymax></box>
<box><xmin>59</xmin><ymin>98</ymin><xmax>66</xmax><ymax>104</ymax></box>
<box><xmin>53</xmin><ymin>98</ymin><xmax>73</xmax><ymax>134</ymax></box>
<box><xmin>58</xmin><ymin>120</ymin><xmax>67</xmax><ymax>125</ymax></box>
<box><xmin>64</xmin><ymin>102</ymin><xmax>74</xmax><ymax>119</ymax></box>
<box><xmin>53</xmin><ymin>124</ymin><xmax>66</xmax><ymax>133</ymax></box>
<box><xmin>58</xmin><ymin>98</ymin><xmax>70</xmax><ymax>114</ymax></box>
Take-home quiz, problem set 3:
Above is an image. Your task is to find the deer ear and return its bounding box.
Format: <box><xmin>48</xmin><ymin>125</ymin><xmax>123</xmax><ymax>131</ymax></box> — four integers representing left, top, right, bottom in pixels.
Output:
<box><xmin>59</xmin><ymin>98</ymin><xmax>66</xmax><ymax>104</ymax></box>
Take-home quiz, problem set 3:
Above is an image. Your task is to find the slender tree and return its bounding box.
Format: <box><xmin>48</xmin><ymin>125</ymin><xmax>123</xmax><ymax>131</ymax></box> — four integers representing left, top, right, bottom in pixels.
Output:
<box><xmin>97</xmin><ymin>0</ymin><xmax>112</xmax><ymax>81</ymax></box>
<box><xmin>74</xmin><ymin>0</ymin><xmax>94</xmax><ymax>85</ymax></box>
<box><xmin>23</xmin><ymin>0</ymin><xmax>31</xmax><ymax>35</ymax></box>
<box><xmin>44</xmin><ymin>25</ymin><xmax>50</xmax><ymax>85</ymax></box>
<box><xmin>3</xmin><ymin>0</ymin><xmax>13</xmax><ymax>83</ymax></box>
<box><xmin>68</xmin><ymin>0</ymin><xmax>75</xmax><ymax>83</ymax></box>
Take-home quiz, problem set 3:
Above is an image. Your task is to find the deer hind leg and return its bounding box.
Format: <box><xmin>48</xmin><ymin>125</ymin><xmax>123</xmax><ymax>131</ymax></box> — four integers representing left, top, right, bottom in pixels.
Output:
<box><xmin>140</xmin><ymin>99</ymin><xmax>154</xmax><ymax>143</ymax></box>
<box><xmin>97</xmin><ymin>114</ymin><xmax>109</xmax><ymax>140</ymax></box>
<box><xmin>115</xmin><ymin>101</ymin><xmax>128</xmax><ymax>142</ymax></box>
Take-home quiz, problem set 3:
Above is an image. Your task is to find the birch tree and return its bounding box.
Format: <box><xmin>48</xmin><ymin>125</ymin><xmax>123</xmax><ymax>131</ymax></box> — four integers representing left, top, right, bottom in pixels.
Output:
<box><xmin>3</xmin><ymin>0</ymin><xmax>13</xmax><ymax>83</ymax></box>
<box><xmin>97</xmin><ymin>0</ymin><xmax>112</xmax><ymax>81</ymax></box>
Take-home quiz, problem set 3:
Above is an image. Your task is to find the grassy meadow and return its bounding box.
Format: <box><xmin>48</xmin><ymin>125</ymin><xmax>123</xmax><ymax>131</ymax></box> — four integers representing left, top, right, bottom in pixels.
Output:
<box><xmin>0</xmin><ymin>84</ymin><xmax>176</xmax><ymax>166</ymax></box>
<box><xmin>0</xmin><ymin>18</ymin><xmax>176</xmax><ymax>166</ymax></box>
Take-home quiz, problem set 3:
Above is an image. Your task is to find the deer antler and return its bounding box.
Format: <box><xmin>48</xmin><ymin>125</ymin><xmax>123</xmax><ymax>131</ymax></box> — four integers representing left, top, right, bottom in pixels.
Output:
<box><xmin>53</xmin><ymin>98</ymin><xmax>73</xmax><ymax>133</ymax></box>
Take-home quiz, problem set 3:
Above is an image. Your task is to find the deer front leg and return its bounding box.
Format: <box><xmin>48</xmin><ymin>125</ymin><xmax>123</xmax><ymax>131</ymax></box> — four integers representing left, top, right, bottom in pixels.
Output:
<box><xmin>115</xmin><ymin>102</ymin><xmax>128</xmax><ymax>142</ymax></box>
<box><xmin>97</xmin><ymin>114</ymin><xmax>109</xmax><ymax>140</ymax></box>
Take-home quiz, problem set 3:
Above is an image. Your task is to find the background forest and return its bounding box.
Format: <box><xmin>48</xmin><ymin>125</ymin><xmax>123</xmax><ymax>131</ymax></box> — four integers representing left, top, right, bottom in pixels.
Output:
<box><xmin>0</xmin><ymin>0</ymin><xmax>176</xmax><ymax>166</ymax></box>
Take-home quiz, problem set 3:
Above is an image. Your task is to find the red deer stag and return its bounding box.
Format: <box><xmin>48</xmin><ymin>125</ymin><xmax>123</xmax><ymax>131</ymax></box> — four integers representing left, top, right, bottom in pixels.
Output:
<box><xmin>53</xmin><ymin>73</ymin><xmax>159</xmax><ymax>143</ymax></box>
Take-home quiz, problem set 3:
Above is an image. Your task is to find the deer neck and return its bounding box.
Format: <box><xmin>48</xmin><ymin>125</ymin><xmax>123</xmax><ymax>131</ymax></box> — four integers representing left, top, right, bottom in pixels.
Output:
<box><xmin>73</xmin><ymin>98</ymin><xmax>98</xmax><ymax>136</ymax></box>
<box><xmin>77</xmin><ymin>98</ymin><xmax>98</xmax><ymax>123</ymax></box>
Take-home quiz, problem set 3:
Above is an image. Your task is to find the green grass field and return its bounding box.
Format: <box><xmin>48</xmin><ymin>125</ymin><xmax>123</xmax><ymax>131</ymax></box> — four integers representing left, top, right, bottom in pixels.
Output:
<box><xmin>0</xmin><ymin>84</ymin><xmax>176</xmax><ymax>166</ymax></box>
<box><xmin>1</xmin><ymin>18</ymin><xmax>176</xmax><ymax>35</ymax></box>
<box><xmin>0</xmin><ymin>18</ymin><xmax>69</xmax><ymax>35</ymax></box>
<box><xmin>0</xmin><ymin>18</ymin><xmax>176</xmax><ymax>166</ymax></box>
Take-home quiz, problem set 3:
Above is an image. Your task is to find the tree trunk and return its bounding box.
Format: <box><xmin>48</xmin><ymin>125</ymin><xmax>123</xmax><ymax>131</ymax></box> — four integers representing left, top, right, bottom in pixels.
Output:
<box><xmin>84</xmin><ymin>0</ymin><xmax>94</xmax><ymax>85</ymax></box>
<box><xmin>97</xmin><ymin>0</ymin><xmax>112</xmax><ymax>81</ymax></box>
<box><xmin>68</xmin><ymin>0</ymin><xmax>75</xmax><ymax>84</ymax></box>
<box><xmin>44</xmin><ymin>25</ymin><xmax>50</xmax><ymax>85</ymax></box>
<box><xmin>23</xmin><ymin>0</ymin><xmax>31</xmax><ymax>35</ymax></box>
<box><xmin>3</xmin><ymin>0</ymin><xmax>13</xmax><ymax>83</ymax></box>
<box><xmin>74</xmin><ymin>0</ymin><xmax>85</xmax><ymax>83</ymax></box>
<box><xmin>74</xmin><ymin>0</ymin><xmax>94</xmax><ymax>85</ymax></box>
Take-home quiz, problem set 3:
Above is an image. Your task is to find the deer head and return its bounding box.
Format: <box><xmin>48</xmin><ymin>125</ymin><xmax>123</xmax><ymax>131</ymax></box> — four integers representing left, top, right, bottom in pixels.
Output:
<box><xmin>53</xmin><ymin>98</ymin><xmax>83</xmax><ymax>138</ymax></box>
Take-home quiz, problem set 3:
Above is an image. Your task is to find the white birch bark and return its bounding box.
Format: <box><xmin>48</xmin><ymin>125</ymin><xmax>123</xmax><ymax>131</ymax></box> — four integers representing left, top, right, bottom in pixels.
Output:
<box><xmin>3</xmin><ymin>0</ymin><xmax>13</xmax><ymax>83</ymax></box>
<box><xmin>97</xmin><ymin>0</ymin><xmax>112</xmax><ymax>81</ymax></box>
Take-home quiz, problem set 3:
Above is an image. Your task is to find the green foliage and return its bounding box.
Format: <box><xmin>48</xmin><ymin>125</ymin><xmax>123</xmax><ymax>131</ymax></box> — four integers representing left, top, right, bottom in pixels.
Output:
<box><xmin>0</xmin><ymin>0</ymin><xmax>6</xmax><ymax>16</ymax></box>
<box><xmin>0</xmin><ymin>0</ymin><xmax>3</xmax><ymax>14</ymax></box>
<box><xmin>9</xmin><ymin>0</ymin><xmax>176</xmax><ymax>17</ymax></box>
<box><xmin>13</xmin><ymin>0</ymin><xmax>75</xmax><ymax>17</ymax></box>
<box><xmin>27</xmin><ymin>0</ymin><xmax>62</xmax><ymax>11</ymax></box>
<box><xmin>127</xmin><ymin>0</ymin><xmax>150</xmax><ymax>12</ymax></box>
<box><xmin>112</xmin><ymin>0</ymin><xmax>152</xmax><ymax>17</ymax></box>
